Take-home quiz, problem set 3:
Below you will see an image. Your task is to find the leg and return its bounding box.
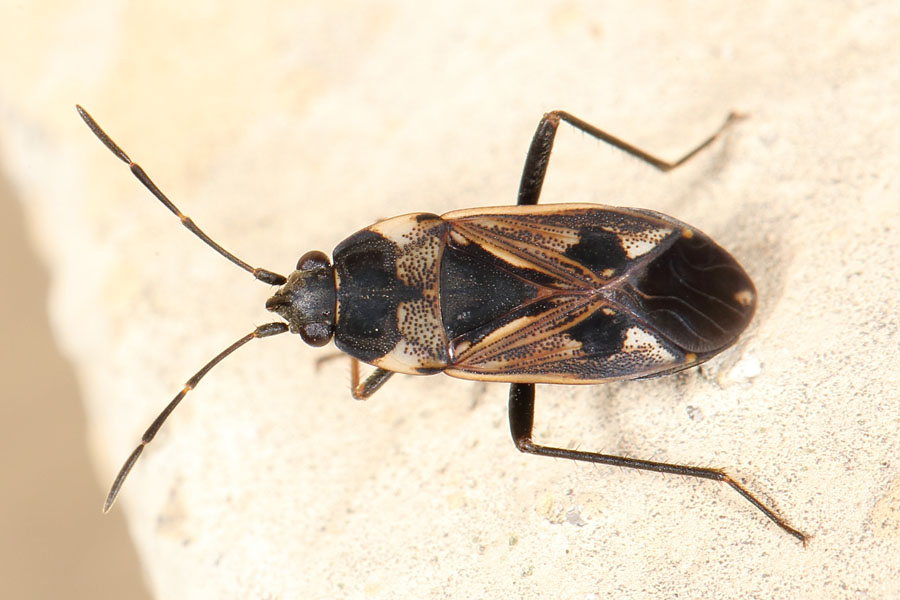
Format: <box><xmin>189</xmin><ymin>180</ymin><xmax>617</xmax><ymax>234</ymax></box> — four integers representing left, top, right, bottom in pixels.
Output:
<box><xmin>508</xmin><ymin>383</ymin><xmax>808</xmax><ymax>544</ymax></box>
<box><xmin>350</xmin><ymin>359</ymin><xmax>394</xmax><ymax>400</ymax></box>
<box><xmin>517</xmin><ymin>110</ymin><xmax>742</xmax><ymax>206</ymax></box>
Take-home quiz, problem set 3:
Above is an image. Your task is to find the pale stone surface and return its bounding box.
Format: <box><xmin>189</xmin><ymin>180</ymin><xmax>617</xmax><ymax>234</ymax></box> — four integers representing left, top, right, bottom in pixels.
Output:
<box><xmin>3</xmin><ymin>1</ymin><xmax>900</xmax><ymax>598</ymax></box>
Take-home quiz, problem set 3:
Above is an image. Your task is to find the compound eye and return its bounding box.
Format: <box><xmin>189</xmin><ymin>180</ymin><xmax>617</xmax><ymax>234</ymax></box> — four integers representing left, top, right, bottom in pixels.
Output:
<box><xmin>297</xmin><ymin>250</ymin><xmax>331</xmax><ymax>272</ymax></box>
<box><xmin>299</xmin><ymin>322</ymin><xmax>333</xmax><ymax>346</ymax></box>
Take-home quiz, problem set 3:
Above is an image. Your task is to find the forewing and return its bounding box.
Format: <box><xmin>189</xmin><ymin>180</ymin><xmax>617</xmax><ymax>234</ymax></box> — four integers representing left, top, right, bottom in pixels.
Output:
<box><xmin>442</xmin><ymin>204</ymin><xmax>681</xmax><ymax>291</ymax></box>
<box><xmin>444</xmin><ymin>293</ymin><xmax>694</xmax><ymax>383</ymax></box>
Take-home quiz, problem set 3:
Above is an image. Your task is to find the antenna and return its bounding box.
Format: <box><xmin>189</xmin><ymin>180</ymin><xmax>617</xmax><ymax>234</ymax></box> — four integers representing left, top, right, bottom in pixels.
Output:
<box><xmin>103</xmin><ymin>322</ymin><xmax>288</xmax><ymax>512</ymax></box>
<box><xmin>76</xmin><ymin>105</ymin><xmax>293</xmax><ymax>509</ymax></box>
<box><xmin>76</xmin><ymin>105</ymin><xmax>287</xmax><ymax>286</ymax></box>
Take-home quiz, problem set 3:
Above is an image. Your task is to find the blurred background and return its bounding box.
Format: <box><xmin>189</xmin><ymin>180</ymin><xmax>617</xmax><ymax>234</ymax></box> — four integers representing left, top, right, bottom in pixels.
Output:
<box><xmin>0</xmin><ymin>172</ymin><xmax>151</xmax><ymax>597</ymax></box>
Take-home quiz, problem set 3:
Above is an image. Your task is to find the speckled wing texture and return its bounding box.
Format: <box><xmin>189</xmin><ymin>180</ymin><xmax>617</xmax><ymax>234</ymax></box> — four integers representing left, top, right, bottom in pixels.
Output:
<box><xmin>439</xmin><ymin>204</ymin><xmax>756</xmax><ymax>384</ymax></box>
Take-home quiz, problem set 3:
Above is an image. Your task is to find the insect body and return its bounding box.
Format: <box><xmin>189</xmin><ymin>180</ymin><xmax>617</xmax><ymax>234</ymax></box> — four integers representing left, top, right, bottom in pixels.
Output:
<box><xmin>275</xmin><ymin>204</ymin><xmax>755</xmax><ymax>389</ymax></box>
<box><xmin>77</xmin><ymin>105</ymin><xmax>807</xmax><ymax>544</ymax></box>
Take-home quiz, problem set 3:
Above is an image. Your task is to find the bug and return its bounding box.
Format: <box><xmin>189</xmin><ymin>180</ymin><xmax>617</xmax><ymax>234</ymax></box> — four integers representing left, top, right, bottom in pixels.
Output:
<box><xmin>77</xmin><ymin>104</ymin><xmax>807</xmax><ymax>544</ymax></box>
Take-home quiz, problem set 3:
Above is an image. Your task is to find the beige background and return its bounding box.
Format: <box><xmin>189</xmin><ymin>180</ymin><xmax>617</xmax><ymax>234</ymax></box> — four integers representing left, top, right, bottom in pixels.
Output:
<box><xmin>2</xmin><ymin>1</ymin><xmax>900</xmax><ymax>599</ymax></box>
<box><xmin>0</xmin><ymin>165</ymin><xmax>150</xmax><ymax>594</ymax></box>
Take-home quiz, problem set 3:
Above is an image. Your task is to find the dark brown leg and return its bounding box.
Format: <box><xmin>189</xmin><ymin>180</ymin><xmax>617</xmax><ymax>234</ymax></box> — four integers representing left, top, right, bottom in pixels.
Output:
<box><xmin>350</xmin><ymin>359</ymin><xmax>394</xmax><ymax>400</ymax></box>
<box><xmin>508</xmin><ymin>383</ymin><xmax>808</xmax><ymax>544</ymax></box>
<box><xmin>517</xmin><ymin>110</ymin><xmax>741</xmax><ymax>206</ymax></box>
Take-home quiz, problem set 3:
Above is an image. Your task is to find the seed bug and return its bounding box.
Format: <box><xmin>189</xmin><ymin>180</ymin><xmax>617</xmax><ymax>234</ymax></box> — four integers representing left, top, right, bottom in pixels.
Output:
<box><xmin>77</xmin><ymin>104</ymin><xmax>807</xmax><ymax>544</ymax></box>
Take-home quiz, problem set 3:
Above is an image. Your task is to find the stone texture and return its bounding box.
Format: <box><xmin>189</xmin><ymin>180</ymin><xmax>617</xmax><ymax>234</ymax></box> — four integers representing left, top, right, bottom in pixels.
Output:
<box><xmin>2</xmin><ymin>1</ymin><xmax>900</xmax><ymax>598</ymax></box>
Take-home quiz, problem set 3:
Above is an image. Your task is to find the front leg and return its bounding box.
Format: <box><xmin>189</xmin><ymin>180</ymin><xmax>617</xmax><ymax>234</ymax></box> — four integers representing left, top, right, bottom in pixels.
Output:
<box><xmin>350</xmin><ymin>359</ymin><xmax>394</xmax><ymax>400</ymax></box>
<box><xmin>516</xmin><ymin>110</ymin><xmax>741</xmax><ymax>206</ymax></box>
